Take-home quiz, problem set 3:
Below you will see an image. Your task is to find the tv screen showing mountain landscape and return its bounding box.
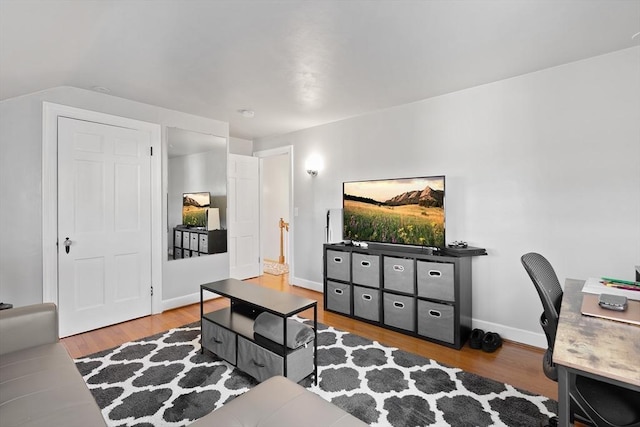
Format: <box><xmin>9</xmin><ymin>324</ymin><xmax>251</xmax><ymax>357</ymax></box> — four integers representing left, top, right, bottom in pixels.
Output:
<box><xmin>343</xmin><ymin>176</ymin><xmax>445</xmax><ymax>247</ymax></box>
<box><xmin>182</xmin><ymin>192</ymin><xmax>210</xmax><ymax>227</ymax></box>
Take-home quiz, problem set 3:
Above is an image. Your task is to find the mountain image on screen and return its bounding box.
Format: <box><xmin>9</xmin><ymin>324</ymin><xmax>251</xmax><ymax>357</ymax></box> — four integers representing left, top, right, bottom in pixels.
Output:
<box><xmin>343</xmin><ymin>177</ymin><xmax>445</xmax><ymax>247</ymax></box>
<box><xmin>385</xmin><ymin>186</ymin><xmax>444</xmax><ymax>207</ymax></box>
<box><xmin>182</xmin><ymin>192</ymin><xmax>210</xmax><ymax>227</ymax></box>
<box><xmin>183</xmin><ymin>195</ymin><xmax>205</xmax><ymax>207</ymax></box>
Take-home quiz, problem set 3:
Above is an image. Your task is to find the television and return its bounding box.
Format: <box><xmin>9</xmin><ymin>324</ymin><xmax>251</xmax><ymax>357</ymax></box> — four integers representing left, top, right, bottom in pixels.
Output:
<box><xmin>182</xmin><ymin>192</ymin><xmax>210</xmax><ymax>228</ymax></box>
<box><xmin>343</xmin><ymin>176</ymin><xmax>445</xmax><ymax>248</ymax></box>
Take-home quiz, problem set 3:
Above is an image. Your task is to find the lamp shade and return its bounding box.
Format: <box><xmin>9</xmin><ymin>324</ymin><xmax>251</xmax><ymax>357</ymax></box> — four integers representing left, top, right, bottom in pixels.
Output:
<box><xmin>207</xmin><ymin>208</ymin><xmax>220</xmax><ymax>230</ymax></box>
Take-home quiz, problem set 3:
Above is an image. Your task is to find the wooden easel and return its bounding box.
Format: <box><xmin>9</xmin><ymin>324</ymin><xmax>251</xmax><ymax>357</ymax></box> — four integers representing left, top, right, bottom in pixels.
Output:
<box><xmin>279</xmin><ymin>217</ymin><xmax>289</xmax><ymax>264</ymax></box>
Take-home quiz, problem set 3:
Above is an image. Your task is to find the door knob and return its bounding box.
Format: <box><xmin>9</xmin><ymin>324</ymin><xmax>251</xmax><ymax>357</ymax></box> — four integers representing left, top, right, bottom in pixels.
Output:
<box><xmin>64</xmin><ymin>237</ymin><xmax>72</xmax><ymax>254</ymax></box>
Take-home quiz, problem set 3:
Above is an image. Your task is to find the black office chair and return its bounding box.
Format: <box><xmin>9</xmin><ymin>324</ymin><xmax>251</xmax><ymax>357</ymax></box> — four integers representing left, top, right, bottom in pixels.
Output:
<box><xmin>521</xmin><ymin>252</ymin><xmax>640</xmax><ymax>427</ymax></box>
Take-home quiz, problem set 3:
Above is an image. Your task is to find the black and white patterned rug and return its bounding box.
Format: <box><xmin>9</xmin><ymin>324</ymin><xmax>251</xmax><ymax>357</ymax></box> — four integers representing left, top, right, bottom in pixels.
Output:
<box><xmin>75</xmin><ymin>320</ymin><xmax>557</xmax><ymax>427</ymax></box>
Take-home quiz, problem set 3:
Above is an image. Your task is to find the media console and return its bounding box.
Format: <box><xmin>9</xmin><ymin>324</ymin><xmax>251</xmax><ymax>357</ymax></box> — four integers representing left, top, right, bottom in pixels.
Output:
<box><xmin>323</xmin><ymin>243</ymin><xmax>483</xmax><ymax>349</ymax></box>
<box><xmin>174</xmin><ymin>226</ymin><xmax>227</xmax><ymax>258</ymax></box>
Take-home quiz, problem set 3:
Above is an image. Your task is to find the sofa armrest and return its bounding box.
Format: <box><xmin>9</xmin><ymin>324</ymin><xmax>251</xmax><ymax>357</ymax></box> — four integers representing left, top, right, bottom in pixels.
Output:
<box><xmin>0</xmin><ymin>303</ymin><xmax>59</xmax><ymax>356</ymax></box>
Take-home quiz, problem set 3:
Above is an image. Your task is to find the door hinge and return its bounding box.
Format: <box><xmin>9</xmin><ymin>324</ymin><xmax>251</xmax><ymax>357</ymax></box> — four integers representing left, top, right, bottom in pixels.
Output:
<box><xmin>151</xmin><ymin>286</ymin><xmax>154</xmax><ymax>296</ymax></box>
<box><xmin>150</xmin><ymin>146</ymin><xmax>153</xmax><ymax>156</ymax></box>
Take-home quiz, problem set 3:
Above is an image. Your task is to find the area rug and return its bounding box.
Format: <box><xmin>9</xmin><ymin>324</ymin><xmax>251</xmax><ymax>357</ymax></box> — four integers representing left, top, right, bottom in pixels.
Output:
<box><xmin>263</xmin><ymin>260</ymin><xmax>289</xmax><ymax>276</ymax></box>
<box><xmin>75</xmin><ymin>320</ymin><xmax>557</xmax><ymax>427</ymax></box>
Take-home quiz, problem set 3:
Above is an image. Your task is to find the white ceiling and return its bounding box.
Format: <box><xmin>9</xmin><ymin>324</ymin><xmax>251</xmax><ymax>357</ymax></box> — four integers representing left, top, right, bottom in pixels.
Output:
<box><xmin>1</xmin><ymin>0</ymin><xmax>639</xmax><ymax>140</ymax></box>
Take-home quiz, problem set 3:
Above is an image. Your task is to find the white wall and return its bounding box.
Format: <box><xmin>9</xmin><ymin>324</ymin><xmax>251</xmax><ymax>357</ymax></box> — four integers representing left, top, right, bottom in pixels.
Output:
<box><xmin>253</xmin><ymin>47</ymin><xmax>640</xmax><ymax>347</ymax></box>
<box><xmin>262</xmin><ymin>154</ymin><xmax>291</xmax><ymax>262</ymax></box>
<box><xmin>0</xmin><ymin>86</ymin><xmax>230</xmax><ymax>308</ymax></box>
<box><xmin>229</xmin><ymin>137</ymin><xmax>253</xmax><ymax>155</ymax></box>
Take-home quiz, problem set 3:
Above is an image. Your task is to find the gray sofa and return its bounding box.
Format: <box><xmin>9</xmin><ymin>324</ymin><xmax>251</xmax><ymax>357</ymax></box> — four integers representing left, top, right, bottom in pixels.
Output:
<box><xmin>0</xmin><ymin>304</ymin><xmax>367</xmax><ymax>427</ymax></box>
<box><xmin>0</xmin><ymin>303</ymin><xmax>106</xmax><ymax>427</ymax></box>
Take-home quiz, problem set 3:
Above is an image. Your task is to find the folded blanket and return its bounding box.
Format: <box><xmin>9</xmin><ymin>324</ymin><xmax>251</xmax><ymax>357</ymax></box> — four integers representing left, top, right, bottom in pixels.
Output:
<box><xmin>253</xmin><ymin>312</ymin><xmax>314</xmax><ymax>349</ymax></box>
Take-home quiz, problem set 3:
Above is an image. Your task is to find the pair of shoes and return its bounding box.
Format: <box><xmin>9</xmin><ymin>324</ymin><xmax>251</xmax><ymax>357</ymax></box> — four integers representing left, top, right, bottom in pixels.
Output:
<box><xmin>482</xmin><ymin>332</ymin><xmax>503</xmax><ymax>353</ymax></box>
<box><xmin>468</xmin><ymin>329</ymin><xmax>503</xmax><ymax>353</ymax></box>
<box><xmin>469</xmin><ymin>328</ymin><xmax>485</xmax><ymax>349</ymax></box>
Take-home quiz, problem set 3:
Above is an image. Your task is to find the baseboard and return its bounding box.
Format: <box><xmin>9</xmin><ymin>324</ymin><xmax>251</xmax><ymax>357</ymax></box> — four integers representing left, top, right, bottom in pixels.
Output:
<box><xmin>290</xmin><ymin>276</ymin><xmax>323</xmax><ymax>293</ymax></box>
<box><xmin>162</xmin><ymin>292</ymin><xmax>221</xmax><ymax>312</ymax></box>
<box><xmin>471</xmin><ymin>318</ymin><xmax>546</xmax><ymax>349</ymax></box>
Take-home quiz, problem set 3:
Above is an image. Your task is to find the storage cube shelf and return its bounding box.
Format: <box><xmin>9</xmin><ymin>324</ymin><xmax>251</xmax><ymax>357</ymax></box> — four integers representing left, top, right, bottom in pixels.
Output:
<box><xmin>173</xmin><ymin>227</ymin><xmax>227</xmax><ymax>258</ymax></box>
<box><xmin>323</xmin><ymin>243</ymin><xmax>474</xmax><ymax>349</ymax></box>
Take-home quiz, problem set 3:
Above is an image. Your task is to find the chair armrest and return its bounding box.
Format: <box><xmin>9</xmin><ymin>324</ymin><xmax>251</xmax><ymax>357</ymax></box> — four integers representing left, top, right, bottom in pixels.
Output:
<box><xmin>0</xmin><ymin>303</ymin><xmax>59</xmax><ymax>356</ymax></box>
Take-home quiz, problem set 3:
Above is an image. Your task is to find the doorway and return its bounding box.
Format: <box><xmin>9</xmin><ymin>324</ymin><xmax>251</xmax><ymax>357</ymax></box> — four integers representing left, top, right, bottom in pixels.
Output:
<box><xmin>254</xmin><ymin>147</ymin><xmax>294</xmax><ymax>280</ymax></box>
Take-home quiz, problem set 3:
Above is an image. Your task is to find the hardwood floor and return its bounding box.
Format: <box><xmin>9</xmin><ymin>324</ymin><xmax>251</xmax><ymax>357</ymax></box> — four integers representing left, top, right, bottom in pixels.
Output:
<box><xmin>61</xmin><ymin>274</ymin><xmax>557</xmax><ymax>401</ymax></box>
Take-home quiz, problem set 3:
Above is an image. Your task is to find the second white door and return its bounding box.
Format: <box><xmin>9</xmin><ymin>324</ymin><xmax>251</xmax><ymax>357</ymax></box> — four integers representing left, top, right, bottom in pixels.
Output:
<box><xmin>228</xmin><ymin>154</ymin><xmax>260</xmax><ymax>279</ymax></box>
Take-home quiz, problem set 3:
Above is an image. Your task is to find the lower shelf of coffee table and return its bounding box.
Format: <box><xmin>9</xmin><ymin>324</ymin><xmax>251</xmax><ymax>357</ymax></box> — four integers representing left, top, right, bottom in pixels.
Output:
<box><xmin>202</xmin><ymin>307</ymin><xmax>314</xmax><ymax>383</ymax></box>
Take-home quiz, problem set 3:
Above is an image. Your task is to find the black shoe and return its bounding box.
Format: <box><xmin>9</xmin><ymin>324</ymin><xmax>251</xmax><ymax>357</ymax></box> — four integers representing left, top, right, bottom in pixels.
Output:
<box><xmin>482</xmin><ymin>332</ymin><xmax>503</xmax><ymax>353</ymax></box>
<box><xmin>469</xmin><ymin>328</ymin><xmax>485</xmax><ymax>349</ymax></box>
<box><xmin>540</xmin><ymin>416</ymin><xmax>559</xmax><ymax>427</ymax></box>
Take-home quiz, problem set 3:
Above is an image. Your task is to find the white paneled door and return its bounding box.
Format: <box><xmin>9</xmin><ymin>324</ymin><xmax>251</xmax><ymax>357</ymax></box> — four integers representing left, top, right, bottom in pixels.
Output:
<box><xmin>228</xmin><ymin>154</ymin><xmax>260</xmax><ymax>279</ymax></box>
<box><xmin>57</xmin><ymin>117</ymin><xmax>152</xmax><ymax>337</ymax></box>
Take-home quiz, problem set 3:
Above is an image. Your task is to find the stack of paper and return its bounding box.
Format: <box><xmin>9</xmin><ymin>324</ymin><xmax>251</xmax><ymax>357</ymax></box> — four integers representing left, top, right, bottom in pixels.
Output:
<box><xmin>581</xmin><ymin>277</ymin><xmax>640</xmax><ymax>301</ymax></box>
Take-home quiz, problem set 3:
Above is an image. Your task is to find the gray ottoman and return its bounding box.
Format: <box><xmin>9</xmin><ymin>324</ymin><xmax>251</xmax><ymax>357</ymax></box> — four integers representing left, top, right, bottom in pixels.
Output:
<box><xmin>191</xmin><ymin>375</ymin><xmax>367</xmax><ymax>427</ymax></box>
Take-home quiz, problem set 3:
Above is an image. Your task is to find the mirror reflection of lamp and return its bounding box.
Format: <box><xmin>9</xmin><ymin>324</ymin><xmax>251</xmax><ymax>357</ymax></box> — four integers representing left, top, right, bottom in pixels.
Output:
<box><xmin>305</xmin><ymin>154</ymin><xmax>323</xmax><ymax>176</ymax></box>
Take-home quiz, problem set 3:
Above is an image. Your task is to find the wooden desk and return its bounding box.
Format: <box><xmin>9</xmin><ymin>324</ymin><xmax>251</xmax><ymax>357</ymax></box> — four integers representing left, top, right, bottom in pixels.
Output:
<box><xmin>554</xmin><ymin>279</ymin><xmax>640</xmax><ymax>426</ymax></box>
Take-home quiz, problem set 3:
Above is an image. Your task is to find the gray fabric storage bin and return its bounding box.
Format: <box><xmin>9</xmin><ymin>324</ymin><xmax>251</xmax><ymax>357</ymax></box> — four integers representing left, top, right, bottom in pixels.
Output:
<box><xmin>326</xmin><ymin>250</ymin><xmax>351</xmax><ymax>282</ymax></box>
<box><xmin>326</xmin><ymin>281</ymin><xmax>351</xmax><ymax>315</ymax></box>
<box><xmin>383</xmin><ymin>256</ymin><xmax>415</xmax><ymax>293</ymax></box>
<box><xmin>417</xmin><ymin>261</ymin><xmax>455</xmax><ymax>302</ymax></box>
<box><xmin>352</xmin><ymin>253</ymin><xmax>380</xmax><ymax>287</ymax></box>
<box><xmin>237</xmin><ymin>336</ymin><xmax>313</xmax><ymax>383</ymax></box>
<box><xmin>353</xmin><ymin>286</ymin><xmax>380</xmax><ymax>322</ymax></box>
<box><xmin>190</xmin><ymin>233</ymin><xmax>199</xmax><ymax>251</ymax></box>
<box><xmin>202</xmin><ymin>320</ymin><xmax>237</xmax><ymax>364</ymax></box>
<box><xmin>417</xmin><ymin>300</ymin><xmax>454</xmax><ymax>344</ymax></box>
<box><xmin>383</xmin><ymin>293</ymin><xmax>415</xmax><ymax>332</ymax></box>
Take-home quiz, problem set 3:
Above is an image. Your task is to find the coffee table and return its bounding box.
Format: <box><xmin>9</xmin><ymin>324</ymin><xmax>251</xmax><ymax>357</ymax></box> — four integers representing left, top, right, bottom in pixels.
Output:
<box><xmin>200</xmin><ymin>278</ymin><xmax>317</xmax><ymax>384</ymax></box>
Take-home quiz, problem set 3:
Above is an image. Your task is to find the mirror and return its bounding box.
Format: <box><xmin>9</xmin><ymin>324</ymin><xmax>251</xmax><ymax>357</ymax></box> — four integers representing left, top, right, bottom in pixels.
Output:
<box><xmin>167</xmin><ymin>127</ymin><xmax>227</xmax><ymax>260</ymax></box>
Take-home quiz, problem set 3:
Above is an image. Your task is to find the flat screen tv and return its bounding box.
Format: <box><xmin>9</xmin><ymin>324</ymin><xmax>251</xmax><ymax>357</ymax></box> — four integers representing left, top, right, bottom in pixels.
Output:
<box><xmin>343</xmin><ymin>176</ymin><xmax>445</xmax><ymax>248</ymax></box>
<box><xmin>182</xmin><ymin>192</ymin><xmax>210</xmax><ymax>228</ymax></box>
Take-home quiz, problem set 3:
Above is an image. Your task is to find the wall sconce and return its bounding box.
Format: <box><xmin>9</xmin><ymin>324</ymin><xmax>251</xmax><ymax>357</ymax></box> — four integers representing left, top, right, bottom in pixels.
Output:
<box><xmin>305</xmin><ymin>154</ymin><xmax>323</xmax><ymax>177</ymax></box>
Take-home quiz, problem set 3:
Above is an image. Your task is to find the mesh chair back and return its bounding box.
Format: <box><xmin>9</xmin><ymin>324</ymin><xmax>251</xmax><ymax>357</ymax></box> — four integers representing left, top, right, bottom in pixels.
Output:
<box><xmin>521</xmin><ymin>252</ymin><xmax>563</xmax><ymax>350</ymax></box>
